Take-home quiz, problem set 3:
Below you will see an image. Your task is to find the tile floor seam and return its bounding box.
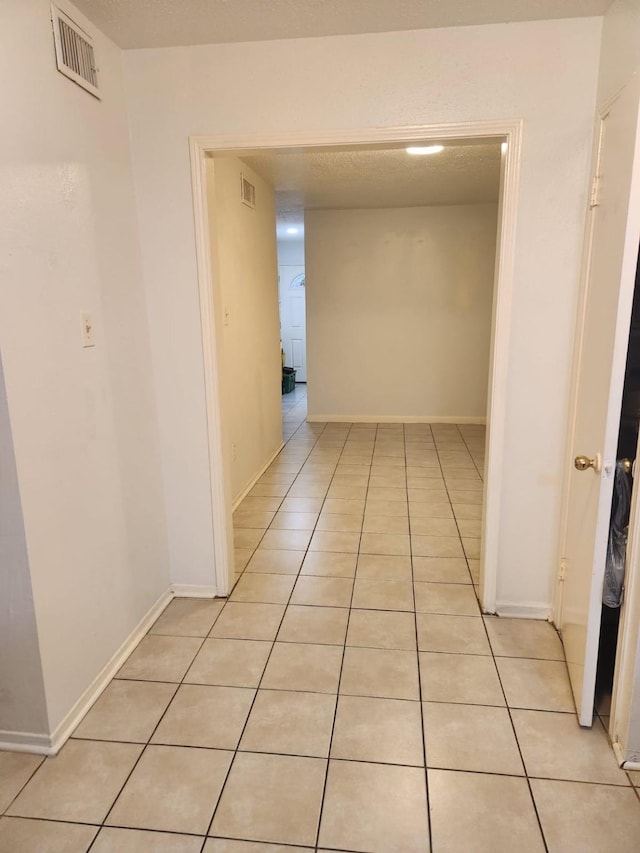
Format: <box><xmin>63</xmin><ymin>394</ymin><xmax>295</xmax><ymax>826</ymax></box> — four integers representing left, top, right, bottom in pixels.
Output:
<box><xmin>95</xmin><ymin>821</ymin><xmax>206</xmax><ymax>839</ymax></box>
<box><xmin>0</xmin><ymin>758</ymin><xmax>46</xmax><ymax>819</ymax></box>
<box><xmin>423</xmin><ymin>423</ymin><xmax>492</xmax><ymax>835</ymax></box>
<box><xmin>207</xmin><ymin>417</ymin><xmax>350</xmax><ymax>848</ymax></box>
<box><xmin>1</xmin><ymin>814</ymin><xmax>100</xmax><ymax>828</ymax></box>
<box><xmin>235</xmin><ymin>417</ymin><xmax>327</xmax><ymax>564</ymax></box>
<box><xmin>313</xmin><ymin>420</ymin><xmax>370</xmax><ymax>850</ymax></box>
<box><xmin>83</xmin><ymin>588</ymin><xmax>244</xmax><ymax>846</ymax></box>
<box><xmin>83</xmin><ymin>622</ymin><xmax>214</xmax><ymax>849</ymax></box>
<box><xmin>203</xmin><ymin>464</ymin><xmax>330</xmax><ymax>848</ymax></box>
<box><xmin>479</xmin><ymin>610</ymin><xmax>551</xmax><ymax>853</ymax></box>
<box><xmin>225</xmin><ymin>750</ymin><xmax>426</xmax><ymax>769</ymax></box>
<box><xmin>4</xmin><ymin>700</ymin><xmax>166</xmax><ymax>842</ymax></box>
<box><xmin>432</xmin><ymin>429</ymin><xmax>479</xmax><ymax>596</ymax></box>
<box><xmin>456</xmin><ymin>422</ymin><xmax>485</xmax><ymax>481</ymax></box>
<box><xmin>525</xmin><ymin>773</ymin><xmax>637</xmax><ymax>787</ymax></box>
<box><xmin>406</xmin><ymin>422</ymin><xmax>435</xmax><ymax>853</ymax></box>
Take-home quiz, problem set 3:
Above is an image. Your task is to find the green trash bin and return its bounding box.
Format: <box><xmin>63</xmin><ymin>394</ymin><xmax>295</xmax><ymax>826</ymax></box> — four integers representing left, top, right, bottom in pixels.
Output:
<box><xmin>282</xmin><ymin>367</ymin><xmax>296</xmax><ymax>394</ymax></box>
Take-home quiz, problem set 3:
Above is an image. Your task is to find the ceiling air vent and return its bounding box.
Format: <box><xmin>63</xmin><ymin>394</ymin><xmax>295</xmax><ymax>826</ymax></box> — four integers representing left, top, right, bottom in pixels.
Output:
<box><xmin>51</xmin><ymin>4</ymin><xmax>100</xmax><ymax>99</ymax></box>
<box><xmin>240</xmin><ymin>174</ymin><xmax>256</xmax><ymax>209</ymax></box>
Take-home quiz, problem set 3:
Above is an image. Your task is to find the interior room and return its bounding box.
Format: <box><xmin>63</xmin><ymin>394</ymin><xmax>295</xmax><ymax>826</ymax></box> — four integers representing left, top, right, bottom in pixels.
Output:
<box><xmin>203</xmin><ymin>138</ymin><xmax>500</xmax><ymax>586</ymax></box>
<box><xmin>219</xmin><ymin>141</ymin><xmax>500</xmax><ymax>598</ymax></box>
<box><xmin>4</xmin><ymin>0</ymin><xmax>640</xmax><ymax>850</ymax></box>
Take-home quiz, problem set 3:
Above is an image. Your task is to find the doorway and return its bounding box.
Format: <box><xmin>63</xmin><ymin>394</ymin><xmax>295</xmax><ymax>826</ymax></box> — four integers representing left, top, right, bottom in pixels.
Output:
<box><xmin>277</xmin><ymin>218</ymin><xmax>308</xmax><ymax>440</ymax></box>
<box><xmin>277</xmin><ymin>221</ymin><xmax>307</xmax><ymax>386</ymax></box>
<box><xmin>557</xmin><ymin>74</ymin><xmax>640</xmax><ymax>763</ymax></box>
<box><xmin>189</xmin><ymin>122</ymin><xmax>522</xmax><ymax>605</ymax></box>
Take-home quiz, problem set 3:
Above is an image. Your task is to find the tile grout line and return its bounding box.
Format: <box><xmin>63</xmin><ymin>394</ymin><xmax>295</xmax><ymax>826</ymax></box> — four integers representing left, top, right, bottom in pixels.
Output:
<box><xmin>205</xmin><ymin>411</ymin><xmax>366</xmax><ymax>847</ymax></box>
<box><xmin>456</xmin><ymin>422</ymin><xmax>485</xmax><ymax>481</ymax></box>
<box><xmin>419</xmin><ymin>423</ymin><xmax>488</xmax><ymax>838</ymax></box>
<box><xmin>429</xmin><ymin>427</ymin><xmax>476</xmax><ymax>590</ymax></box>
<box><xmin>90</xmin><ymin>401</ymin><xmax>323</xmax><ymax>852</ymax></box>
<box><xmin>202</xmin><ymin>413</ymin><xmax>338</xmax><ymax>848</ymax></box>
<box><xmin>83</xmin><ymin>629</ymin><xmax>209</xmax><ymax>850</ymax></box>
<box><xmin>406</xmin><ymin>421</ymin><xmax>435</xmax><ymax>852</ymax></box>
<box><xmin>437</xmin><ymin>426</ymin><xmax>480</xmax><ymax>599</ymax></box>
<box><xmin>5</xmin><ymin>765</ymin><xmax>635</xmax><ymax>853</ymax></box>
<box><xmin>25</xmin><ymin>601</ymin><xmax>220</xmax><ymax>848</ymax></box>
<box><xmin>0</xmin><ymin>758</ymin><xmax>49</xmax><ymax>823</ymax></box>
<box><xmin>313</xmin><ymin>420</ymin><xmax>370</xmax><ymax>851</ymax></box>
<box><xmin>233</xmin><ymin>405</ymin><xmax>325</xmax><ymax>580</ymax></box>
<box><xmin>452</xmin><ymin>422</ymin><xmax>483</xmax><ymax>586</ymax></box>
<box><xmin>477</xmin><ymin>613</ymin><xmax>551</xmax><ymax>852</ymax></box>
<box><xmin>86</xmin><ymin>572</ymin><xmax>274</xmax><ymax>847</ymax></box>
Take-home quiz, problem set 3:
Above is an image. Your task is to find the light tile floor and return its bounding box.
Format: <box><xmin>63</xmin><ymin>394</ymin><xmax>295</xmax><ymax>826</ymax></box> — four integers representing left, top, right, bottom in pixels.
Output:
<box><xmin>2</xmin><ymin>387</ymin><xmax>640</xmax><ymax>851</ymax></box>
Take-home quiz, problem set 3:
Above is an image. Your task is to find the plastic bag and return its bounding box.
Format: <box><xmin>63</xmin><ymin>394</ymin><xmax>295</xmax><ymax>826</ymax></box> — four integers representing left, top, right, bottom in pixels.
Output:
<box><xmin>603</xmin><ymin>461</ymin><xmax>632</xmax><ymax>608</ymax></box>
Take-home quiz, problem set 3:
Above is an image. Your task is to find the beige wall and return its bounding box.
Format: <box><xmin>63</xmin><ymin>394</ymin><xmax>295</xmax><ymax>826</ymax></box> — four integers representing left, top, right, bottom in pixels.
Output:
<box><xmin>123</xmin><ymin>18</ymin><xmax>601</xmax><ymax>613</ymax></box>
<box><xmin>0</xmin><ymin>0</ymin><xmax>169</xmax><ymax>741</ymax></box>
<box><xmin>207</xmin><ymin>157</ymin><xmax>283</xmax><ymax>502</ymax></box>
<box><xmin>0</xmin><ymin>355</ymin><xmax>48</xmax><ymax>738</ymax></box>
<box><xmin>305</xmin><ymin>204</ymin><xmax>497</xmax><ymax>420</ymax></box>
<box><xmin>598</xmin><ymin>0</ymin><xmax>640</xmax><ymax>105</ymax></box>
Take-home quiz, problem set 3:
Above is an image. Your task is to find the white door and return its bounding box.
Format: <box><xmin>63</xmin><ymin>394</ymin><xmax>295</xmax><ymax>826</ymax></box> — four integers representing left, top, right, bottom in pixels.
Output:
<box><xmin>278</xmin><ymin>264</ymin><xmax>306</xmax><ymax>381</ymax></box>
<box><xmin>560</xmin><ymin>77</ymin><xmax>640</xmax><ymax>726</ymax></box>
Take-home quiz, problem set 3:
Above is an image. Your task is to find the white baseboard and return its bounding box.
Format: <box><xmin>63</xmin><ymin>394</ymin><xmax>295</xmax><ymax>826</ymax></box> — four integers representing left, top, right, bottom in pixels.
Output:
<box><xmin>306</xmin><ymin>414</ymin><xmax>487</xmax><ymax>425</ymax></box>
<box><xmin>172</xmin><ymin>584</ymin><xmax>222</xmax><ymax>598</ymax></box>
<box><xmin>613</xmin><ymin>739</ymin><xmax>626</xmax><ymax>766</ymax></box>
<box><xmin>0</xmin><ymin>588</ymin><xmax>174</xmax><ymax>756</ymax></box>
<box><xmin>495</xmin><ymin>601</ymin><xmax>552</xmax><ymax>619</ymax></box>
<box><xmin>0</xmin><ymin>731</ymin><xmax>54</xmax><ymax>754</ymax></box>
<box><xmin>232</xmin><ymin>441</ymin><xmax>285</xmax><ymax>510</ymax></box>
<box><xmin>612</xmin><ymin>737</ymin><xmax>640</xmax><ymax>768</ymax></box>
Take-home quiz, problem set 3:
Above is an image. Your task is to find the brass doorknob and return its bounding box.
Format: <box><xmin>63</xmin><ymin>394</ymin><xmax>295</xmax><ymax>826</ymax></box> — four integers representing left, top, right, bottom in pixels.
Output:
<box><xmin>575</xmin><ymin>455</ymin><xmax>597</xmax><ymax>471</ymax></box>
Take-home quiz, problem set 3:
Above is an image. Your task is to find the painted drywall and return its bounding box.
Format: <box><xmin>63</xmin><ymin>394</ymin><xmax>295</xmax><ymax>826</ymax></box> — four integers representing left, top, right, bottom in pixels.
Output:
<box><xmin>0</xmin><ymin>1</ymin><xmax>169</xmax><ymax>737</ymax></box>
<box><xmin>305</xmin><ymin>205</ymin><xmax>497</xmax><ymax>419</ymax></box>
<box><xmin>122</xmin><ymin>18</ymin><xmax>602</xmax><ymax>610</ymax></box>
<box><xmin>597</xmin><ymin>0</ymin><xmax>640</xmax><ymax>106</ymax></box>
<box><xmin>207</xmin><ymin>157</ymin><xmax>282</xmax><ymax>502</ymax></box>
<box><xmin>0</xmin><ymin>355</ymin><xmax>48</xmax><ymax>739</ymax></box>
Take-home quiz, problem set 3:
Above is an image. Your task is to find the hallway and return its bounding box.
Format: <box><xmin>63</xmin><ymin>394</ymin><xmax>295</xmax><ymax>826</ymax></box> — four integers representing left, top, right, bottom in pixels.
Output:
<box><xmin>281</xmin><ymin>382</ymin><xmax>309</xmax><ymax>442</ymax></box>
<box><xmin>1</xmin><ymin>392</ymin><xmax>640</xmax><ymax>851</ymax></box>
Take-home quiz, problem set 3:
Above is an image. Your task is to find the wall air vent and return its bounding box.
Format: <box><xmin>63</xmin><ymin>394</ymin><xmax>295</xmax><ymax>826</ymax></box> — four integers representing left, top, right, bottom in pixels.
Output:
<box><xmin>240</xmin><ymin>174</ymin><xmax>256</xmax><ymax>209</ymax></box>
<box><xmin>51</xmin><ymin>4</ymin><xmax>100</xmax><ymax>99</ymax></box>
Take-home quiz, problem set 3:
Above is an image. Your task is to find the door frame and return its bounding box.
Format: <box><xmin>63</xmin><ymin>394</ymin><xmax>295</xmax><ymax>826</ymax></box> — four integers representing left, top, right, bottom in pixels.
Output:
<box><xmin>279</xmin><ymin>263</ymin><xmax>307</xmax><ymax>382</ymax></box>
<box><xmin>189</xmin><ymin>120</ymin><xmax>523</xmax><ymax>602</ymax></box>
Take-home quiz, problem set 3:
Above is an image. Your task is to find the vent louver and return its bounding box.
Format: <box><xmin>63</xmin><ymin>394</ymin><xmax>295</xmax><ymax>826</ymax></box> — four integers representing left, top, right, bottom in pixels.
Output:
<box><xmin>240</xmin><ymin>174</ymin><xmax>256</xmax><ymax>209</ymax></box>
<box><xmin>51</xmin><ymin>4</ymin><xmax>100</xmax><ymax>99</ymax></box>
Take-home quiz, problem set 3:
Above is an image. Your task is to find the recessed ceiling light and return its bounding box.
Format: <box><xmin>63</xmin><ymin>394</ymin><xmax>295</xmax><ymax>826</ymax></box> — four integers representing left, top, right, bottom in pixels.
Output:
<box><xmin>406</xmin><ymin>145</ymin><xmax>444</xmax><ymax>156</ymax></box>
<box><xmin>286</xmin><ymin>227</ymin><xmax>299</xmax><ymax>234</ymax></box>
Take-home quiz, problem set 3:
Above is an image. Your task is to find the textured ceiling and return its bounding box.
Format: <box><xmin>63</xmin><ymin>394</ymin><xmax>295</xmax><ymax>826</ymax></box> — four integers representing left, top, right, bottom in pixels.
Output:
<box><xmin>73</xmin><ymin>0</ymin><xmax>611</xmax><ymax>49</ymax></box>
<box><xmin>211</xmin><ymin>141</ymin><xmax>502</xmax><ymax>239</ymax></box>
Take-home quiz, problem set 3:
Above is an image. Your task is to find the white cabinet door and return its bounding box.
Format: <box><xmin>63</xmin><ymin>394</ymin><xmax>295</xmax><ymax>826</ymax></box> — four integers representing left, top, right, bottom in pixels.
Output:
<box><xmin>561</xmin><ymin>76</ymin><xmax>640</xmax><ymax>725</ymax></box>
<box><xmin>278</xmin><ymin>264</ymin><xmax>306</xmax><ymax>382</ymax></box>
